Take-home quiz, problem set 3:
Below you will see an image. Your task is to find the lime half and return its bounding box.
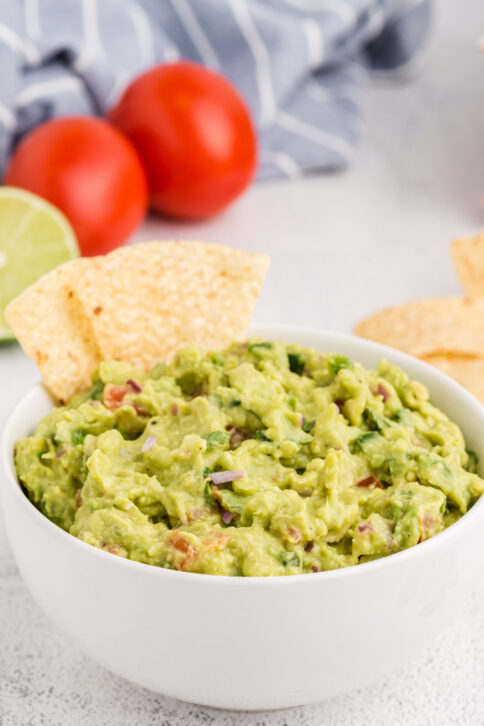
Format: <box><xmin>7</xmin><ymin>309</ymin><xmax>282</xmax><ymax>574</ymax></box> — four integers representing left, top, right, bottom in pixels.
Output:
<box><xmin>0</xmin><ymin>186</ymin><xmax>79</xmax><ymax>341</ymax></box>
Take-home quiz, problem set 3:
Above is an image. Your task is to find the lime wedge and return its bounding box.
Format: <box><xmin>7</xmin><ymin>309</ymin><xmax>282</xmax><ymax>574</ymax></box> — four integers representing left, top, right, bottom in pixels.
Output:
<box><xmin>0</xmin><ymin>186</ymin><xmax>79</xmax><ymax>341</ymax></box>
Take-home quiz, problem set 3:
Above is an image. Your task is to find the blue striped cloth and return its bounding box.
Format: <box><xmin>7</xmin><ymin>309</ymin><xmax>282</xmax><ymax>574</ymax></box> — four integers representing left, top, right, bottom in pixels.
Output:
<box><xmin>0</xmin><ymin>0</ymin><xmax>430</xmax><ymax>180</ymax></box>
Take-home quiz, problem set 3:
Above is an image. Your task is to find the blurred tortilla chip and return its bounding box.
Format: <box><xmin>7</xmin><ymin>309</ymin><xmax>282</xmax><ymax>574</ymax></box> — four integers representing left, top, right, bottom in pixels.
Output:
<box><xmin>6</xmin><ymin>240</ymin><xmax>269</xmax><ymax>402</ymax></box>
<box><xmin>354</xmin><ymin>296</ymin><xmax>484</xmax><ymax>357</ymax></box>
<box><xmin>71</xmin><ymin>241</ymin><xmax>270</xmax><ymax>371</ymax></box>
<box><xmin>4</xmin><ymin>260</ymin><xmax>100</xmax><ymax>402</ymax></box>
<box><xmin>422</xmin><ymin>353</ymin><xmax>484</xmax><ymax>405</ymax></box>
<box><xmin>451</xmin><ymin>230</ymin><xmax>484</xmax><ymax>297</ymax></box>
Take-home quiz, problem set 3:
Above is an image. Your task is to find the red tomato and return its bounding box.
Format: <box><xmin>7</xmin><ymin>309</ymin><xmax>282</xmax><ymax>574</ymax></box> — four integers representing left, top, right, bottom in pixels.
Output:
<box><xmin>108</xmin><ymin>62</ymin><xmax>258</xmax><ymax>219</ymax></box>
<box><xmin>103</xmin><ymin>383</ymin><xmax>131</xmax><ymax>410</ymax></box>
<box><xmin>4</xmin><ymin>117</ymin><xmax>148</xmax><ymax>256</ymax></box>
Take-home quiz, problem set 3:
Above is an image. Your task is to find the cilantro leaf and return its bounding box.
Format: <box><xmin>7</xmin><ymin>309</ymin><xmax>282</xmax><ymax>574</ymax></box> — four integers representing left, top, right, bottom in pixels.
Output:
<box><xmin>351</xmin><ymin>431</ymin><xmax>379</xmax><ymax>452</ymax></box>
<box><xmin>204</xmin><ymin>482</ymin><xmax>217</xmax><ymax>506</ymax></box>
<box><xmin>203</xmin><ymin>430</ymin><xmax>229</xmax><ymax>450</ymax></box>
<box><xmin>288</xmin><ymin>352</ymin><xmax>305</xmax><ymax>376</ymax></box>
<box><xmin>90</xmin><ymin>381</ymin><xmax>104</xmax><ymax>401</ymax></box>
<box><xmin>279</xmin><ymin>551</ymin><xmax>300</xmax><ymax>567</ymax></box>
<box><xmin>210</xmin><ymin>352</ymin><xmax>224</xmax><ymax>366</ymax></box>
<box><xmin>71</xmin><ymin>430</ymin><xmax>86</xmax><ymax>446</ymax></box>
<box><xmin>328</xmin><ymin>355</ymin><xmax>353</xmax><ymax>375</ymax></box>
<box><xmin>364</xmin><ymin>408</ymin><xmax>395</xmax><ymax>432</ymax></box>
<box><xmin>256</xmin><ymin>430</ymin><xmax>271</xmax><ymax>442</ymax></box>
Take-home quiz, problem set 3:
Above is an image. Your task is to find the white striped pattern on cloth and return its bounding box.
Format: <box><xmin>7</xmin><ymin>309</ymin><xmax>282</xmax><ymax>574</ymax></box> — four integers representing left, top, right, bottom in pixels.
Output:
<box><xmin>23</xmin><ymin>0</ymin><xmax>41</xmax><ymax>39</ymax></box>
<box><xmin>228</xmin><ymin>0</ymin><xmax>277</xmax><ymax>129</ymax></box>
<box><xmin>169</xmin><ymin>0</ymin><xmax>220</xmax><ymax>70</ymax></box>
<box><xmin>0</xmin><ymin>0</ymin><xmax>430</xmax><ymax>179</ymax></box>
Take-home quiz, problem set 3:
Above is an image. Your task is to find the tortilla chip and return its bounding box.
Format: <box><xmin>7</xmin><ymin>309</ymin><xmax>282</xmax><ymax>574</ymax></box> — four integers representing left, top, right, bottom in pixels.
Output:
<box><xmin>5</xmin><ymin>240</ymin><xmax>269</xmax><ymax>402</ymax></box>
<box><xmin>4</xmin><ymin>260</ymin><xmax>101</xmax><ymax>402</ymax></box>
<box><xmin>354</xmin><ymin>296</ymin><xmax>484</xmax><ymax>357</ymax></box>
<box><xmin>421</xmin><ymin>353</ymin><xmax>484</xmax><ymax>405</ymax></box>
<box><xmin>71</xmin><ymin>241</ymin><xmax>270</xmax><ymax>371</ymax></box>
<box><xmin>451</xmin><ymin>231</ymin><xmax>484</xmax><ymax>297</ymax></box>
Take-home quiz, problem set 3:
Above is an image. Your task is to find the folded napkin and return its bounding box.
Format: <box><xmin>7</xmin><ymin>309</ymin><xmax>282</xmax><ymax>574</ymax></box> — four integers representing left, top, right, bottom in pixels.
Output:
<box><xmin>0</xmin><ymin>0</ymin><xmax>430</xmax><ymax>179</ymax></box>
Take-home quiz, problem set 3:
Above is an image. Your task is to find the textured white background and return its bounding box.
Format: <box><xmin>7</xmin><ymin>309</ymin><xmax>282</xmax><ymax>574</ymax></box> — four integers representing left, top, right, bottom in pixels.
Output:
<box><xmin>2</xmin><ymin>1</ymin><xmax>484</xmax><ymax>723</ymax></box>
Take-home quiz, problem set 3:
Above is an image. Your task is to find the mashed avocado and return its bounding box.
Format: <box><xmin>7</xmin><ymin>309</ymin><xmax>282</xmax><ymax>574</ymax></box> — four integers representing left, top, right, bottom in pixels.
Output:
<box><xmin>15</xmin><ymin>340</ymin><xmax>484</xmax><ymax>576</ymax></box>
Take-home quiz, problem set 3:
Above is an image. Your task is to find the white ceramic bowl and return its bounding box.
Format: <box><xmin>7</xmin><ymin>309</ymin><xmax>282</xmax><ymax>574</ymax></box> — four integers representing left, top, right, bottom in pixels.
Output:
<box><xmin>3</xmin><ymin>325</ymin><xmax>484</xmax><ymax>710</ymax></box>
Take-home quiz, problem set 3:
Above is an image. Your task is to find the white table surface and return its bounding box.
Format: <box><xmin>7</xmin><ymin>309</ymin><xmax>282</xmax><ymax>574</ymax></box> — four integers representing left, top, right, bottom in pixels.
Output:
<box><xmin>2</xmin><ymin>2</ymin><xmax>484</xmax><ymax>724</ymax></box>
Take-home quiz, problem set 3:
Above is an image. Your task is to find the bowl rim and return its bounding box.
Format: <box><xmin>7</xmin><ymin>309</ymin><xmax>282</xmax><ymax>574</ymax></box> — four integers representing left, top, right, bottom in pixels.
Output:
<box><xmin>3</xmin><ymin>323</ymin><xmax>484</xmax><ymax>587</ymax></box>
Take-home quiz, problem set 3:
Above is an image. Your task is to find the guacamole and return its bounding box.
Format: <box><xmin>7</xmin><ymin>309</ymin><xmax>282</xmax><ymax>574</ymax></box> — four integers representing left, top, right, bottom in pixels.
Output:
<box><xmin>15</xmin><ymin>340</ymin><xmax>484</xmax><ymax>576</ymax></box>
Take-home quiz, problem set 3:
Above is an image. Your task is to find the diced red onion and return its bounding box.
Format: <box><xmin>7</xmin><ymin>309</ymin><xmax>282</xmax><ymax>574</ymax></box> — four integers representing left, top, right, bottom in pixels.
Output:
<box><xmin>227</xmin><ymin>426</ymin><xmax>248</xmax><ymax>448</ymax></box>
<box><xmin>412</xmin><ymin>436</ymin><xmax>426</xmax><ymax>448</ymax></box>
<box><xmin>299</xmin><ymin>415</ymin><xmax>305</xmax><ymax>427</ymax></box>
<box><xmin>133</xmin><ymin>404</ymin><xmax>150</xmax><ymax>417</ymax></box>
<box><xmin>209</xmin><ymin>469</ymin><xmax>247</xmax><ymax>485</ymax></box>
<box><xmin>357</xmin><ymin>476</ymin><xmax>383</xmax><ymax>489</ymax></box>
<box><xmin>222</xmin><ymin>510</ymin><xmax>235</xmax><ymax>524</ymax></box>
<box><xmin>142</xmin><ymin>435</ymin><xmax>157</xmax><ymax>452</ymax></box>
<box><xmin>287</xmin><ymin>526</ymin><xmax>302</xmax><ymax>544</ymax></box>
<box><xmin>56</xmin><ymin>448</ymin><xmax>66</xmax><ymax>458</ymax></box>
<box><xmin>126</xmin><ymin>379</ymin><xmax>142</xmax><ymax>393</ymax></box>
<box><xmin>377</xmin><ymin>383</ymin><xmax>390</xmax><ymax>402</ymax></box>
<box><xmin>358</xmin><ymin>521</ymin><xmax>374</xmax><ymax>533</ymax></box>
